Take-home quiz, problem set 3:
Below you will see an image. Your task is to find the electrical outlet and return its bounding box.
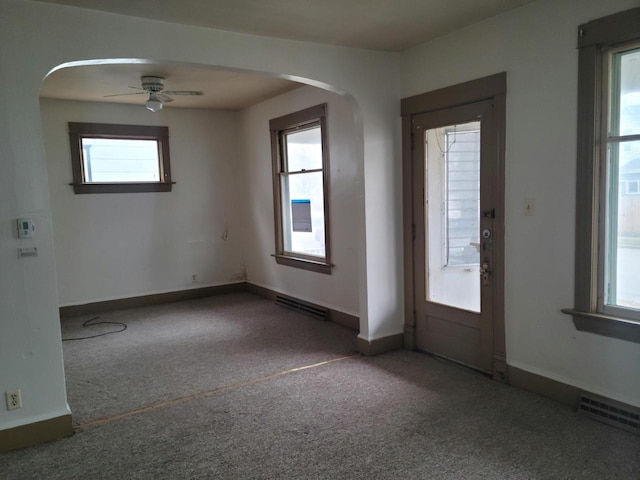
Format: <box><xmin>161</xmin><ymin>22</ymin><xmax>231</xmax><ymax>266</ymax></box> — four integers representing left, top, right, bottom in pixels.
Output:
<box><xmin>6</xmin><ymin>390</ymin><xmax>22</xmax><ymax>410</ymax></box>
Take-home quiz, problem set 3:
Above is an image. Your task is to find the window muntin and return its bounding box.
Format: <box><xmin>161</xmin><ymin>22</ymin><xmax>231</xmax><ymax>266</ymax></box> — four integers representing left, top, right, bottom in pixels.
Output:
<box><xmin>68</xmin><ymin>123</ymin><xmax>172</xmax><ymax>194</ymax></box>
<box><xmin>601</xmin><ymin>45</ymin><xmax>640</xmax><ymax>318</ymax></box>
<box><xmin>270</xmin><ymin>104</ymin><xmax>331</xmax><ymax>274</ymax></box>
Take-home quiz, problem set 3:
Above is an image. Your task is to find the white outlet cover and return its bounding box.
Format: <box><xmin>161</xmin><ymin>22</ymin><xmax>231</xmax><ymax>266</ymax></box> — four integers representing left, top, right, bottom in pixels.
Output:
<box><xmin>6</xmin><ymin>389</ymin><xmax>22</xmax><ymax>410</ymax></box>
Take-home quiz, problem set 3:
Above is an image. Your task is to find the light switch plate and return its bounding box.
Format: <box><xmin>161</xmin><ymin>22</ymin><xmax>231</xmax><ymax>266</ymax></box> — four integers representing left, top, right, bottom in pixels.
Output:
<box><xmin>524</xmin><ymin>198</ymin><xmax>535</xmax><ymax>216</ymax></box>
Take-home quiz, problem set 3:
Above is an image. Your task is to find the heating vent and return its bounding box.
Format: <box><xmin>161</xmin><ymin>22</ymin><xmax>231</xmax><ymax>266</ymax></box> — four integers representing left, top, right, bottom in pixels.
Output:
<box><xmin>578</xmin><ymin>392</ymin><xmax>640</xmax><ymax>436</ymax></box>
<box><xmin>275</xmin><ymin>295</ymin><xmax>328</xmax><ymax>321</ymax></box>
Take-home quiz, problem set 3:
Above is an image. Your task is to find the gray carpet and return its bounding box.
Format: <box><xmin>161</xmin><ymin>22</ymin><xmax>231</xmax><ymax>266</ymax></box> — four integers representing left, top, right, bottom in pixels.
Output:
<box><xmin>60</xmin><ymin>293</ymin><xmax>357</xmax><ymax>424</ymax></box>
<box><xmin>3</xmin><ymin>293</ymin><xmax>639</xmax><ymax>479</ymax></box>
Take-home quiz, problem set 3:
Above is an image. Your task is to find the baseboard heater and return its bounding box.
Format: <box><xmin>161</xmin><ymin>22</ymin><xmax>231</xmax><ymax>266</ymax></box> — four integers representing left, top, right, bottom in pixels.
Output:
<box><xmin>578</xmin><ymin>392</ymin><xmax>640</xmax><ymax>436</ymax></box>
<box><xmin>275</xmin><ymin>295</ymin><xmax>328</xmax><ymax>321</ymax></box>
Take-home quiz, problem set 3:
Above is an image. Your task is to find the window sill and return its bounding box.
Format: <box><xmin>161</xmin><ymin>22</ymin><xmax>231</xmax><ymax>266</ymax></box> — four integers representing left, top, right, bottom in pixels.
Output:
<box><xmin>272</xmin><ymin>254</ymin><xmax>333</xmax><ymax>275</ymax></box>
<box><xmin>561</xmin><ymin>308</ymin><xmax>640</xmax><ymax>344</ymax></box>
<box><xmin>70</xmin><ymin>182</ymin><xmax>174</xmax><ymax>194</ymax></box>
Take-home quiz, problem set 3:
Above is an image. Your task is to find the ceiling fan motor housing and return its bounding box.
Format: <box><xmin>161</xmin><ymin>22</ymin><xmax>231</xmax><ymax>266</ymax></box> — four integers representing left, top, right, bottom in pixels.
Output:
<box><xmin>141</xmin><ymin>76</ymin><xmax>165</xmax><ymax>92</ymax></box>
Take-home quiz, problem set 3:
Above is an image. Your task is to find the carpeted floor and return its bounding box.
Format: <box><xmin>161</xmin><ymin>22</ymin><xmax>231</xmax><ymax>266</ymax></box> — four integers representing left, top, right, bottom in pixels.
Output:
<box><xmin>2</xmin><ymin>293</ymin><xmax>639</xmax><ymax>479</ymax></box>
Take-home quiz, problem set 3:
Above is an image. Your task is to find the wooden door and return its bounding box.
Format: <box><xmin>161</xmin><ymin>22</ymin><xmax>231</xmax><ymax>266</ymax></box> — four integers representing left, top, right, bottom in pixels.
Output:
<box><xmin>412</xmin><ymin>99</ymin><xmax>500</xmax><ymax>373</ymax></box>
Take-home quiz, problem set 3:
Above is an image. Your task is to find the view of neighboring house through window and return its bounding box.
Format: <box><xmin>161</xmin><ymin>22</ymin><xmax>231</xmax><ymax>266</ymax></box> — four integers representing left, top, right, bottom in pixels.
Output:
<box><xmin>68</xmin><ymin>122</ymin><xmax>172</xmax><ymax>194</ymax></box>
<box><xmin>270</xmin><ymin>104</ymin><xmax>331</xmax><ymax>274</ymax></box>
<box><xmin>443</xmin><ymin>126</ymin><xmax>481</xmax><ymax>267</ymax></box>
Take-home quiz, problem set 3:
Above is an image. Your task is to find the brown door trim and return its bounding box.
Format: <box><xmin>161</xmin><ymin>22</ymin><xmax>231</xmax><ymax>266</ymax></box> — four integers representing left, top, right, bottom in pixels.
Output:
<box><xmin>401</xmin><ymin>73</ymin><xmax>507</xmax><ymax>117</ymax></box>
<box><xmin>401</xmin><ymin>73</ymin><xmax>507</xmax><ymax>381</ymax></box>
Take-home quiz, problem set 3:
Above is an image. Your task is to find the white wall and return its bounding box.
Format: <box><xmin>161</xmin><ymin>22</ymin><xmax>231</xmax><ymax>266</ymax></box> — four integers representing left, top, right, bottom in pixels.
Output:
<box><xmin>0</xmin><ymin>0</ymin><xmax>400</xmax><ymax>432</ymax></box>
<box><xmin>240</xmin><ymin>86</ymin><xmax>359</xmax><ymax>315</ymax></box>
<box><xmin>402</xmin><ymin>0</ymin><xmax>640</xmax><ymax>407</ymax></box>
<box><xmin>40</xmin><ymin>99</ymin><xmax>245</xmax><ymax>306</ymax></box>
<box><xmin>41</xmin><ymin>89</ymin><xmax>360</xmax><ymax>314</ymax></box>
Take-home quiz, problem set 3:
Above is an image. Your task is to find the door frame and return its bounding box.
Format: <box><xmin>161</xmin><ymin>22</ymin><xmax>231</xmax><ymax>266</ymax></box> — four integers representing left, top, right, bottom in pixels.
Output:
<box><xmin>401</xmin><ymin>73</ymin><xmax>507</xmax><ymax>381</ymax></box>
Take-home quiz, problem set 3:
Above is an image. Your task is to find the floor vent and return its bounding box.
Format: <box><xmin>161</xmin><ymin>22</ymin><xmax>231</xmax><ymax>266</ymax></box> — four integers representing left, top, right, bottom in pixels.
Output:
<box><xmin>275</xmin><ymin>295</ymin><xmax>328</xmax><ymax>321</ymax></box>
<box><xmin>578</xmin><ymin>392</ymin><xmax>640</xmax><ymax>436</ymax></box>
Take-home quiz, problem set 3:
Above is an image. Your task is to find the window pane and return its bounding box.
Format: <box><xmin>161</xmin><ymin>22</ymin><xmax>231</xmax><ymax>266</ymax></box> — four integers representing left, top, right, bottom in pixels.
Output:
<box><xmin>616</xmin><ymin>47</ymin><xmax>640</xmax><ymax>136</ymax></box>
<box><xmin>281</xmin><ymin>171</ymin><xmax>325</xmax><ymax>258</ymax></box>
<box><xmin>81</xmin><ymin>138</ymin><xmax>160</xmax><ymax>183</ymax></box>
<box><xmin>425</xmin><ymin>121</ymin><xmax>480</xmax><ymax>313</ymax></box>
<box><xmin>606</xmin><ymin>140</ymin><xmax>640</xmax><ymax>310</ymax></box>
<box><xmin>285</xmin><ymin>127</ymin><xmax>322</xmax><ymax>172</ymax></box>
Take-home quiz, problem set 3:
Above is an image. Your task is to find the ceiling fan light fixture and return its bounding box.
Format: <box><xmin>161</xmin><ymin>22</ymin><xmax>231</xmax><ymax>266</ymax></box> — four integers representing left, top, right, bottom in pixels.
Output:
<box><xmin>146</xmin><ymin>96</ymin><xmax>163</xmax><ymax>112</ymax></box>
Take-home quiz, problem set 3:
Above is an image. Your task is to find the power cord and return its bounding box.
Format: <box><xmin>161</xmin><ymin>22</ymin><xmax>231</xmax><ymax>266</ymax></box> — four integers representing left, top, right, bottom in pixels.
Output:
<box><xmin>62</xmin><ymin>316</ymin><xmax>127</xmax><ymax>341</ymax></box>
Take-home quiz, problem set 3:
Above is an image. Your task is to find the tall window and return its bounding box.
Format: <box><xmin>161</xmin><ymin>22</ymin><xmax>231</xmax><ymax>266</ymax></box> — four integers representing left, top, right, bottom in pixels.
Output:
<box><xmin>603</xmin><ymin>45</ymin><xmax>640</xmax><ymax>317</ymax></box>
<box><xmin>566</xmin><ymin>7</ymin><xmax>640</xmax><ymax>342</ymax></box>
<box><xmin>270</xmin><ymin>104</ymin><xmax>331</xmax><ymax>274</ymax></box>
<box><xmin>68</xmin><ymin>123</ymin><xmax>172</xmax><ymax>194</ymax></box>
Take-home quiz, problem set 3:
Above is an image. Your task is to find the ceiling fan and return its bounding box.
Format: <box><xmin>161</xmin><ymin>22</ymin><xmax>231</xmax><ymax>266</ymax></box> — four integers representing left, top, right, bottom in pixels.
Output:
<box><xmin>104</xmin><ymin>76</ymin><xmax>204</xmax><ymax>112</ymax></box>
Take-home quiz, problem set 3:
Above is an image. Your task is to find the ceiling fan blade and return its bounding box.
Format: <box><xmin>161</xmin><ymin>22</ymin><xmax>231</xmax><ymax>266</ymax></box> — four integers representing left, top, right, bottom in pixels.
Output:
<box><xmin>162</xmin><ymin>90</ymin><xmax>203</xmax><ymax>96</ymax></box>
<box><xmin>103</xmin><ymin>92</ymin><xmax>146</xmax><ymax>98</ymax></box>
<box><xmin>157</xmin><ymin>93</ymin><xmax>174</xmax><ymax>103</ymax></box>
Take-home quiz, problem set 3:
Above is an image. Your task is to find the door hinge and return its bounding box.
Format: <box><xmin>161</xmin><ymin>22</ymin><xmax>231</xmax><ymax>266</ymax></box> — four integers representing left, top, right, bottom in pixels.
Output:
<box><xmin>410</xmin><ymin>130</ymin><xmax>415</xmax><ymax>151</ymax></box>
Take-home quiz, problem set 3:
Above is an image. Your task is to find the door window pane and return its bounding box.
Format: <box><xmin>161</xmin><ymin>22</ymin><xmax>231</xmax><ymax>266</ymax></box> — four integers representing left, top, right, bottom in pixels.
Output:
<box><xmin>425</xmin><ymin>121</ymin><xmax>481</xmax><ymax>312</ymax></box>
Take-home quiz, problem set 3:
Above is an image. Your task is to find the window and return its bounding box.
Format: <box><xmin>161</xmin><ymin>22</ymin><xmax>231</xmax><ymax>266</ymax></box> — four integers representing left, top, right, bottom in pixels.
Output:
<box><xmin>565</xmin><ymin>7</ymin><xmax>640</xmax><ymax>343</ymax></box>
<box><xmin>68</xmin><ymin>122</ymin><xmax>173</xmax><ymax>193</ymax></box>
<box><xmin>269</xmin><ymin>104</ymin><xmax>331</xmax><ymax>274</ymax></box>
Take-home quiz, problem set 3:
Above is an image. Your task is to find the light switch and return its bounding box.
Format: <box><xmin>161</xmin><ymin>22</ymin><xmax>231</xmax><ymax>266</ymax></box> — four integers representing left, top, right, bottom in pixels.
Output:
<box><xmin>524</xmin><ymin>198</ymin><xmax>535</xmax><ymax>216</ymax></box>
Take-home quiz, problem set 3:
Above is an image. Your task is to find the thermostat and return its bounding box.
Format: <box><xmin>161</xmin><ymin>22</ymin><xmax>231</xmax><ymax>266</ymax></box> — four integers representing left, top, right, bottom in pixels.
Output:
<box><xmin>17</xmin><ymin>218</ymin><xmax>35</xmax><ymax>239</ymax></box>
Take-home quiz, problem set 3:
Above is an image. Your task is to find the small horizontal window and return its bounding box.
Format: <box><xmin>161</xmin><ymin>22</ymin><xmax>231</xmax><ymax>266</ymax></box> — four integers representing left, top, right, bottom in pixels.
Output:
<box><xmin>68</xmin><ymin>122</ymin><xmax>173</xmax><ymax>194</ymax></box>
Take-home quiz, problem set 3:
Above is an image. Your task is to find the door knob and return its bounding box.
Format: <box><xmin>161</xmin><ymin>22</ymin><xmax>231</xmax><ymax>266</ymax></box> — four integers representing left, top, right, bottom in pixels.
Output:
<box><xmin>480</xmin><ymin>262</ymin><xmax>491</xmax><ymax>285</ymax></box>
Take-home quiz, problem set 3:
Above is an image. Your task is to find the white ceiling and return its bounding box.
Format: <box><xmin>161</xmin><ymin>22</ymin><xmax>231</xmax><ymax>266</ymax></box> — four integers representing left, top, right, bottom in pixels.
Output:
<box><xmin>33</xmin><ymin>0</ymin><xmax>535</xmax><ymax>51</ymax></box>
<box><xmin>40</xmin><ymin>64</ymin><xmax>303</xmax><ymax>111</ymax></box>
<box><xmin>36</xmin><ymin>0</ymin><xmax>535</xmax><ymax>110</ymax></box>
